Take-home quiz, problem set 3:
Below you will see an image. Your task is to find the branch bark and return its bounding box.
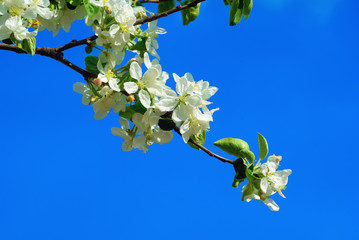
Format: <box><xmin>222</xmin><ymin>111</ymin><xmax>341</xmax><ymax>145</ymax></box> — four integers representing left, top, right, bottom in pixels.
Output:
<box><xmin>0</xmin><ymin>38</ymin><xmax>97</xmax><ymax>81</ymax></box>
<box><xmin>174</xmin><ymin>127</ymin><xmax>235</xmax><ymax>165</ymax></box>
<box><xmin>134</xmin><ymin>0</ymin><xmax>205</xmax><ymax>25</ymax></box>
<box><xmin>139</xmin><ymin>0</ymin><xmax>159</xmax><ymax>3</ymax></box>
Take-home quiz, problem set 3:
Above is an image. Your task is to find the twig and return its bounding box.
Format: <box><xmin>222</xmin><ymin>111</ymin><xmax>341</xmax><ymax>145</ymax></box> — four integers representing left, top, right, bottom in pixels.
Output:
<box><xmin>174</xmin><ymin>126</ymin><xmax>235</xmax><ymax>165</ymax></box>
<box><xmin>56</xmin><ymin>35</ymin><xmax>97</xmax><ymax>52</ymax></box>
<box><xmin>140</xmin><ymin>0</ymin><xmax>160</xmax><ymax>3</ymax></box>
<box><xmin>134</xmin><ymin>0</ymin><xmax>205</xmax><ymax>25</ymax></box>
<box><xmin>0</xmin><ymin>42</ymin><xmax>96</xmax><ymax>81</ymax></box>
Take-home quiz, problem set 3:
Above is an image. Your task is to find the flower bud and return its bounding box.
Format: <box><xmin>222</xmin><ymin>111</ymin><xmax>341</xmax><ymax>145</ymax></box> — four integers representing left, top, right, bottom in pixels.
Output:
<box><xmin>126</xmin><ymin>95</ymin><xmax>135</xmax><ymax>103</ymax></box>
<box><xmin>93</xmin><ymin>78</ymin><xmax>102</xmax><ymax>86</ymax></box>
<box><xmin>31</xmin><ymin>20</ymin><xmax>40</xmax><ymax>29</ymax></box>
<box><xmin>105</xmin><ymin>6</ymin><xmax>113</xmax><ymax>14</ymax></box>
<box><xmin>90</xmin><ymin>97</ymin><xmax>97</xmax><ymax>102</ymax></box>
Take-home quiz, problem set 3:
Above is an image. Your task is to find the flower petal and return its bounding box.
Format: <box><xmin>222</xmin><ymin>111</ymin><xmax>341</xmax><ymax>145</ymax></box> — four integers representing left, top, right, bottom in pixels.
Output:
<box><xmin>130</xmin><ymin>62</ymin><xmax>142</xmax><ymax>80</ymax></box>
<box><xmin>139</xmin><ymin>90</ymin><xmax>151</xmax><ymax>108</ymax></box>
<box><xmin>124</xmin><ymin>82</ymin><xmax>139</xmax><ymax>94</ymax></box>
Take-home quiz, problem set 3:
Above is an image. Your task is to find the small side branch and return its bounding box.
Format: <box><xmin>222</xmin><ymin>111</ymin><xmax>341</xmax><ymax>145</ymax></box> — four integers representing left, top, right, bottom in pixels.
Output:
<box><xmin>174</xmin><ymin>127</ymin><xmax>235</xmax><ymax>165</ymax></box>
<box><xmin>140</xmin><ymin>0</ymin><xmax>160</xmax><ymax>3</ymax></box>
<box><xmin>0</xmin><ymin>42</ymin><xmax>96</xmax><ymax>81</ymax></box>
<box><xmin>134</xmin><ymin>0</ymin><xmax>205</xmax><ymax>25</ymax></box>
<box><xmin>56</xmin><ymin>35</ymin><xmax>97</xmax><ymax>52</ymax></box>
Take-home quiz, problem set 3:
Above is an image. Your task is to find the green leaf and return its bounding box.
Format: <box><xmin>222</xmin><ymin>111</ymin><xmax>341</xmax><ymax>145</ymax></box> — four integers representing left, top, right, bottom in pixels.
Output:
<box><xmin>129</xmin><ymin>38</ymin><xmax>147</xmax><ymax>52</ymax></box>
<box><xmin>21</xmin><ymin>37</ymin><xmax>36</xmax><ymax>56</ymax></box>
<box><xmin>119</xmin><ymin>107</ymin><xmax>136</xmax><ymax>120</ymax></box>
<box><xmin>223</xmin><ymin>0</ymin><xmax>231</xmax><ymax>6</ymax></box>
<box><xmin>158</xmin><ymin>0</ymin><xmax>175</xmax><ymax>13</ymax></box>
<box><xmin>181</xmin><ymin>0</ymin><xmax>201</xmax><ymax>25</ymax></box>
<box><xmin>213</xmin><ymin>137</ymin><xmax>255</xmax><ymax>162</ymax></box>
<box><xmin>119</xmin><ymin>100</ymin><xmax>147</xmax><ymax>119</ymax></box>
<box><xmin>242</xmin><ymin>0</ymin><xmax>252</xmax><ymax>20</ymax></box>
<box><xmin>188</xmin><ymin>130</ymin><xmax>206</xmax><ymax>150</ymax></box>
<box><xmin>232</xmin><ymin>159</ymin><xmax>247</xmax><ymax>188</ymax></box>
<box><xmin>229</xmin><ymin>0</ymin><xmax>243</xmax><ymax>26</ymax></box>
<box><xmin>83</xmin><ymin>0</ymin><xmax>99</xmax><ymax>18</ymax></box>
<box><xmin>257</xmin><ymin>132</ymin><xmax>268</xmax><ymax>160</ymax></box>
<box><xmin>85</xmin><ymin>46</ymin><xmax>93</xmax><ymax>54</ymax></box>
<box><xmin>10</xmin><ymin>34</ymin><xmax>21</xmax><ymax>48</ymax></box>
<box><xmin>84</xmin><ymin>56</ymin><xmax>99</xmax><ymax>75</ymax></box>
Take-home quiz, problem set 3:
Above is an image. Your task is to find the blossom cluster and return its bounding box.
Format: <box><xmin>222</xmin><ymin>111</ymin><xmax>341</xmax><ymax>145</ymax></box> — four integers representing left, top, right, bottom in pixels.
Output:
<box><xmin>68</xmin><ymin>0</ymin><xmax>218</xmax><ymax>152</ymax></box>
<box><xmin>0</xmin><ymin>0</ymin><xmax>219</xmax><ymax>152</ymax></box>
<box><xmin>242</xmin><ymin>155</ymin><xmax>292</xmax><ymax>211</ymax></box>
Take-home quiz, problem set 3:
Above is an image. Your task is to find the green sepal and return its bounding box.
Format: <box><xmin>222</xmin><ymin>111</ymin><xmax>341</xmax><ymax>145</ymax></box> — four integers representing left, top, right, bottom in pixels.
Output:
<box><xmin>181</xmin><ymin>0</ymin><xmax>200</xmax><ymax>25</ymax></box>
<box><xmin>213</xmin><ymin>137</ymin><xmax>255</xmax><ymax>162</ymax></box>
<box><xmin>229</xmin><ymin>0</ymin><xmax>243</xmax><ymax>26</ymax></box>
<box><xmin>84</xmin><ymin>55</ymin><xmax>99</xmax><ymax>75</ymax></box>
<box><xmin>188</xmin><ymin>130</ymin><xmax>206</xmax><ymax>150</ymax></box>
<box><xmin>21</xmin><ymin>37</ymin><xmax>36</xmax><ymax>56</ymax></box>
<box><xmin>257</xmin><ymin>132</ymin><xmax>268</xmax><ymax>160</ymax></box>
<box><xmin>242</xmin><ymin>0</ymin><xmax>252</xmax><ymax>20</ymax></box>
<box><xmin>158</xmin><ymin>0</ymin><xmax>175</xmax><ymax>13</ymax></box>
<box><xmin>241</xmin><ymin>181</ymin><xmax>255</xmax><ymax>201</ymax></box>
<box><xmin>245</xmin><ymin>164</ymin><xmax>261</xmax><ymax>188</ymax></box>
<box><xmin>232</xmin><ymin>178</ymin><xmax>245</xmax><ymax>188</ymax></box>
<box><xmin>83</xmin><ymin>0</ymin><xmax>100</xmax><ymax>18</ymax></box>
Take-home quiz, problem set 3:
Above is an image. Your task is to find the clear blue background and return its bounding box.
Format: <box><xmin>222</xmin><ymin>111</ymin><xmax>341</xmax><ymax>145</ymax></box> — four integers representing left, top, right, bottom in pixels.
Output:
<box><xmin>1</xmin><ymin>0</ymin><xmax>358</xmax><ymax>239</ymax></box>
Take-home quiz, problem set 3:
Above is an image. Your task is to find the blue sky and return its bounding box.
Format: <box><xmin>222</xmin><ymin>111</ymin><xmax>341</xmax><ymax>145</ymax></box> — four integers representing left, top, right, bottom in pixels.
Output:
<box><xmin>0</xmin><ymin>0</ymin><xmax>358</xmax><ymax>239</ymax></box>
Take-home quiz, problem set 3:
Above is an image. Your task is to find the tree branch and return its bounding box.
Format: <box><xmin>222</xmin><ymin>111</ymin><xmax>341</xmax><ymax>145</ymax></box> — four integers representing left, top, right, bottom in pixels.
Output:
<box><xmin>0</xmin><ymin>0</ymin><xmax>206</xmax><ymax>79</ymax></box>
<box><xmin>55</xmin><ymin>35</ymin><xmax>97</xmax><ymax>52</ymax></box>
<box><xmin>140</xmin><ymin>0</ymin><xmax>159</xmax><ymax>3</ymax></box>
<box><xmin>134</xmin><ymin>0</ymin><xmax>205</xmax><ymax>25</ymax></box>
<box><xmin>0</xmin><ymin>42</ymin><xmax>96</xmax><ymax>81</ymax></box>
<box><xmin>174</xmin><ymin>126</ymin><xmax>235</xmax><ymax>165</ymax></box>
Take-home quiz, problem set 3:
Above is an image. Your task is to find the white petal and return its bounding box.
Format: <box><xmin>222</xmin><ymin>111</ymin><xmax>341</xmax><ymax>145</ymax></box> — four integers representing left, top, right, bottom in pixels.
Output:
<box><xmin>260</xmin><ymin>177</ymin><xmax>269</xmax><ymax>194</ymax></box>
<box><xmin>172</xmin><ymin>104</ymin><xmax>190</xmax><ymax>122</ymax></box>
<box><xmin>73</xmin><ymin>82</ymin><xmax>87</xmax><ymax>94</ymax></box>
<box><xmin>143</xmin><ymin>68</ymin><xmax>159</xmax><ymax>83</ymax></box>
<box><xmin>119</xmin><ymin>118</ymin><xmax>130</xmax><ymax>130</ymax></box>
<box><xmin>263</xmin><ymin>198</ymin><xmax>280</xmax><ymax>211</ymax></box>
<box><xmin>173</xmin><ymin>73</ymin><xmax>181</xmax><ymax>83</ymax></box>
<box><xmin>139</xmin><ymin>90</ymin><xmax>151</xmax><ymax>108</ymax></box>
<box><xmin>185</xmin><ymin>72</ymin><xmax>194</xmax><ymax>82</ymax></box>
<box><xmin>122</xmin><ymin>140</ymin><xmax>134</xmax><ymax>152</ymax></box>
<box><xmin>109</xmin><ymin>78</ymin><xmax>121</xmax><ymax>92</ymax></box>
<box><xmin>153</xmin><ymin>131</ymin><xmax>173</xmax><ymax>144</ymax></box>
<box><xmin>143</xmin><ymin>52</ymin><xmax>151</xmax><ymax>69</ymax></box>
<box><xmin>155</xmin><ymin>98</ymin><xmax>177</xmax><ymax>112</ymax></box>
<box><xmin>124</xmin><ymin>82</ymin><xmax>138</xmax><ymax>94</ymax></box>
<box><xmin>111</xmin><ymin>127</ymin><xmax>127</xmax><ymax>138</ymax></box>
<box><xmin>186</xmin><ymin>95</ymin><xmax>202</xmax><ymax>107</ymax></box>
<box><xmin>130</xmin><ymin>62</ymin><xmax>142</xmax><ymax>80</ymax></box>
